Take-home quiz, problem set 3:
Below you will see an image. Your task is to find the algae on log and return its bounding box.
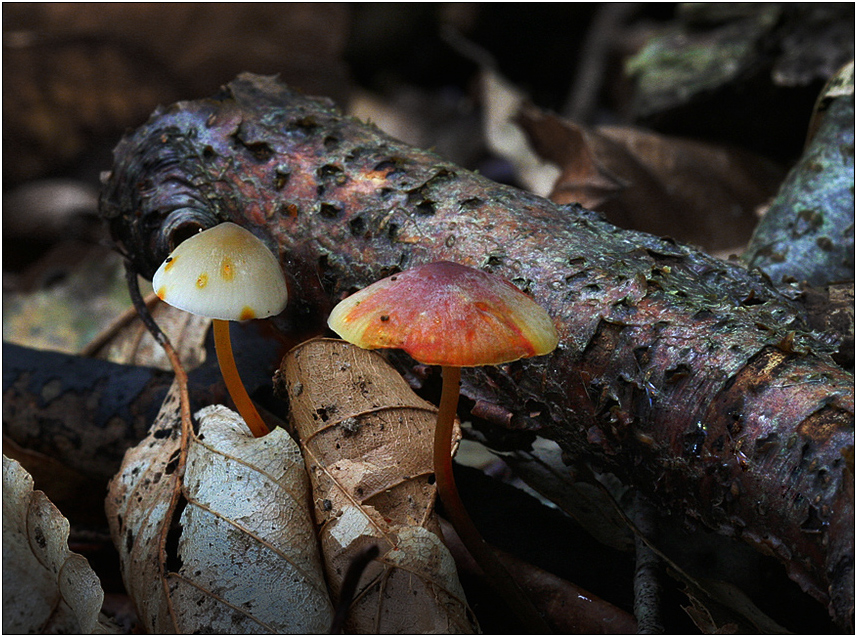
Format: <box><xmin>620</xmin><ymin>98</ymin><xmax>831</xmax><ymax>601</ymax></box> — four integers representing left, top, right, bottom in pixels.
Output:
<box><xmin>100</xmin><ymin>73</ymin><xmax>854</xmax><ymax>626</ymax></box>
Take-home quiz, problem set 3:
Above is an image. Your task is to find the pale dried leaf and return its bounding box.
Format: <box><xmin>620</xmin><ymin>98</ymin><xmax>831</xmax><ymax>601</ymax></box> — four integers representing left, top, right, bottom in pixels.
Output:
<box><xmin>480</xmin><ymin>68</ymin><xmax>560</xmax><ymax>197</ymax></box>
<box><xmin>807</xmin><ymin>60</ymin><xmax>855</xmax><ymax>145</ymax></box>
<box><xmin>3</xmin><ymin>455</ymin><xmax>114</xmax><ymax>634</ymax></box>
<box><xmin>682</xmin><ymin>590</ymin><xmax>740</xmax><ymax>635</ymax></box>
<box><xmin>2</xmin><ymin>247</ymin><xmax>132</xmax><ymax>354</ymax></box>
<box><xmin>106</xmin><ymin>385</ymin><xmax>332</xmax><ymax>633</ymax></box>
<box><xmin>278</xmin><ymin>338</ymin><xmax>478</xmax><ymax>634</ymax></box>
<box><xmin>694</xmin><ymin>578</ymin><xmax>792</xmax><ymax>634</ymax></box>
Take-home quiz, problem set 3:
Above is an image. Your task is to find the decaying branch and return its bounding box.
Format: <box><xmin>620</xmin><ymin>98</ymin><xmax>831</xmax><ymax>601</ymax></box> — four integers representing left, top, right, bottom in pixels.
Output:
<box><xmin>2</xmin><ymin>342</ymin><xmax>170</xmax><ymax>480</ymax></box>
<box><xmin>99</xmin><ymin>73</ymin><xmax>854</xmax><ymax>626</ymax></box>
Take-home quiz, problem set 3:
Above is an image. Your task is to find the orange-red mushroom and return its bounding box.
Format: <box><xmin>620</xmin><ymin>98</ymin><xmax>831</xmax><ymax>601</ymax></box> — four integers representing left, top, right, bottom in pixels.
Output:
<box><xmin>328</xmin><ymin>261</ymin><xmax>558</xmax><ymax>632</ymax></box>
<box><xmin>152</xmin><ymin>222</ymin><xmax>287</xmax><ymax>437</ymax></box>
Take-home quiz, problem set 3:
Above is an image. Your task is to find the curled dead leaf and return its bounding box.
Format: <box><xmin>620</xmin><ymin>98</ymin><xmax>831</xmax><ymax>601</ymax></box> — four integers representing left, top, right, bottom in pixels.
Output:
<box><xmin>277</xmin><ymin>338</ymin><xmax>479</xmax><ymax>634</ymax></box>
<box><xmin>516</xmin><ymin>104</ymin><xmax>784</xmax><ymax>254</ymax></box>
<box><xmin>3</xmin><ymin>455</ymin><xmax>114</xmax><ymax>634</ymax></box>
<box><xmin>106</xmin><ymin>383</ymin><xmax>332</xmax><ymax>633</ymax></box>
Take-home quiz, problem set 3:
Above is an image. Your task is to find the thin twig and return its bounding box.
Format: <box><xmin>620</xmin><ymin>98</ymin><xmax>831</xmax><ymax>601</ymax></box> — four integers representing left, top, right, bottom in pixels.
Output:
<box><xmin>329</xmin><ymin>543</ymin><xmax>381</xmax><ymax>634</ymax></box>
<box><xmin>633</xmin><ymin>493</ymin><xmax>664</xmax><ymax>634</ymax></box>
<box><xmin>124</xmin><ymin>259</ymin><xmax>194</xmax><ymax>629</ymax></box>
<box><xmin>563</xmin><ymin>3</ymin><xmax>639</xmax><ymax>122</ymax></box>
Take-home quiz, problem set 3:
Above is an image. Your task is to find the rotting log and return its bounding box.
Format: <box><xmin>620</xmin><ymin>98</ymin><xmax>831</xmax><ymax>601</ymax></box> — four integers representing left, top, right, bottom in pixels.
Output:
<box><xmin>744</xmin><ymin>86</ymin><xmax>855</xmax><ymax>287</ymax></box>
<box><xmin>3</xmin><ymin>342</ymin><xmax>170</xmax><ymax>480</ymax></box>
<box><xmin>2</xmin><ymin>326</ymin><xmax>281</xmax><ymax>481</ymax></box>
<box><xmin>99</xmin><ymin>73</ymin><xmax>854</xmax><ymax>627</ymax></box>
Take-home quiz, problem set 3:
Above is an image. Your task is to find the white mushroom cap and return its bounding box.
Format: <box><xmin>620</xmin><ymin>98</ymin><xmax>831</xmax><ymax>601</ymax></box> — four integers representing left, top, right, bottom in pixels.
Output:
<box><xmin>152</xmin><ymin>222</ymin><xmax>287</xmax><ymax>321</ymax></box>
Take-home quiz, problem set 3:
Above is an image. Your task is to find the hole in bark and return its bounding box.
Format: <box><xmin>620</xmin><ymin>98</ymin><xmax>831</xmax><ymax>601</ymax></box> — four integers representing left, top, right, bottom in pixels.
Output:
<box><xmin>319</xmin><ymin>203</ymin><xmax>341</xmax><ymax>219</ymax></box>
<box><xmin>243</xmin><ymin>141</ymin><xmax>273</xmax><ymax>162</ymax></box>
<box><xmin>524</xmin><ymin>398</ymin><xmax>550</xmax><ymax>420</ymax></box>
<box><xmin>415</xmin><ymin>200</ymin><xmax>436</xmax><ymax>215</ymax></box>
<box><xmin>318</xmin><ymin>164</ymin><xmax>345</xmax><ymax>183</ymax></box>
<box><xmin>350</xmin><ymin>216</ymin><xmax>366</xmax><ymax>236</ymax></box>
<box><xmin>290</xmin><ymin>116</ymin><xmax>319</xmax><ymax>132</ymax></box>
<box><xmin>664</xmin><ymin>364</ymin><xmax>690</xmax><ymax>383</ymax></box>
<box><xmin>693</xmin><ymin>309</ymin><xmax>716</xmax><ymax>321</ymax></box>
<box><xmin>800</xmin><ymin>505</ymin><xmax>824</xmax><ymax>533</ymax></box>
<box><xmin>740</xmin><ymin>290</ymin><xmax>766</xmax><ymax>306</ymax></box>
<box><xmin>374</xmin><ymin>158</ymin><xmax>405</xmax><ymax>176</ymax></box>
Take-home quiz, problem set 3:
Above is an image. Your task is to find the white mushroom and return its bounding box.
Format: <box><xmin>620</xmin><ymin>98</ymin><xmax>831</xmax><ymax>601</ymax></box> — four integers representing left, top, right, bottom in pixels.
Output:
<box><xmin>153</xmin><ymin>222</ymin><xmax>287</xmax><ymax>321</ymax></box>
<box><xmin>153</xmin><ymin>222</ymin><xmax>287</xmax><ymax>436</ymax></box>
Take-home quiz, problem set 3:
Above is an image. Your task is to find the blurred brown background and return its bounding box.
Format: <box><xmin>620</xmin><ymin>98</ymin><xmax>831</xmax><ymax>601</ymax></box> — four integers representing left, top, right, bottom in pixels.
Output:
<box><xmin>3</xmin><ymin>2</ymin><xmax>852</xmax><ymax>318</ymax></box>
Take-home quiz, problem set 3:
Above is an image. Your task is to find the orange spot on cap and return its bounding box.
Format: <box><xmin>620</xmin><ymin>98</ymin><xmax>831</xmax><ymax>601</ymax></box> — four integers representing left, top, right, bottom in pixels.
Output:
<box><xmin>164</xmin><ymin>256</ymin><xmax>177</xmax><ymax>271</ymax></box>
<box><xmin>156</xmin><ymin>286</ymin><xmax>166</xmax><ymax>300</ymax></box>
<box><xmin>196</xmin><ymin>273</ymin><xmax>208</xmax><ymax>288</ymax></box>
<box><xmin>220</xmin><ymin>257</ymin><xmax>234</xmax><ymax>281</ymax></box>
<box><xmin>239</xmin><ymin>306</ymin><xmax>256</xmax><ymax>321</ymax></box>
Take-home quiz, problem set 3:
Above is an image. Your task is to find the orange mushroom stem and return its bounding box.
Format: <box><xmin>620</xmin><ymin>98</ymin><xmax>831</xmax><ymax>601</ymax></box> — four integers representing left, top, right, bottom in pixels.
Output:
<box><xmin>212</xmin><ymin>318</ymin><xmax>269</xmax><ymax>438</ymax></box>
<box><xmin>328</xmin><ymin>261</ymin><xmax>558</xmax><ymax>632</ymax></box>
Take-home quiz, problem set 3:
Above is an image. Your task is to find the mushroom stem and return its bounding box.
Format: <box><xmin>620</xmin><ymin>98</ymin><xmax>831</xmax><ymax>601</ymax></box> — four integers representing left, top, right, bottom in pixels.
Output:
<box><xmin>434</xmin><ymin>366</ymin><xmax>551</xmax><ymax>634</ymax></box>
<box><xmin>212</xmin><ymin>318</ymin><xmax>270</xmax><ymax>437</ymax></box>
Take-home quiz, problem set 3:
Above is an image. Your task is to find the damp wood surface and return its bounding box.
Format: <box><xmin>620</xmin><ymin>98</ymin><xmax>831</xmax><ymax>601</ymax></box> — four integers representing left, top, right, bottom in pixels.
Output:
<box><xmin>101</xmin><ymin>73</ymin><xmax>854</xmax><ymax>626</ymax></box>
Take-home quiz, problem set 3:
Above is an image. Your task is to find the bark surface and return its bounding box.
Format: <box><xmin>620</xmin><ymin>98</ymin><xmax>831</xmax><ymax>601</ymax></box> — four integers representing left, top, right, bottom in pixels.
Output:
<box><xmin>3</xmin><ymin>342</ymin><xmax>169</xmax><ymax>480</ymax></box>
<box><xmin>744</xmin><ymin>93</ymin><xmax>855</xmax><ymax>287</ymax></box>
<box><xmin>100</xmin><ymin>73</ymin><xmax>854</xmax><ymax>626</ymax></box>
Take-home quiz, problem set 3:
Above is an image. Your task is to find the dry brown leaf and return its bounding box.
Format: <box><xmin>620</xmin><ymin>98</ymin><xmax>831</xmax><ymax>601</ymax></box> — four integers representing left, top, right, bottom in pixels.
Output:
<box><xmin>3</xmin><ymin>455</ymin><xmax>115</xmax><ymax>634</ymax></box>
<box><xmin>516</xmin><ymin>104</ymin><xmax>785</xmax><ymax>254</ymax></box>
<box><xmin>106</xmin><ymin>384</ymin><xmax>333</xmax><ymax>633</ymax></box>
<box><xmin>277</xmin><ymin>338</ymin><xmax>478</xmax><ymax>634</ymax></box>
<box><xmin>4</xmin><ymin>4</ymin><xmax>350</xmax><ymax>183</ymax></box>
<box><xmin>86</xmin><ymin>298</ymin><xmax>211</xmax><ymax>371</ymax></box>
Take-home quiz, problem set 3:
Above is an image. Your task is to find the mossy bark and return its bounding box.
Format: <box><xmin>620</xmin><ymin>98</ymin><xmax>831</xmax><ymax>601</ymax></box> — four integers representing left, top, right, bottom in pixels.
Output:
<box><xmin>744</xmin><ymin>94</ymin><xmax>855</xmax><ymax>287</ymax></box>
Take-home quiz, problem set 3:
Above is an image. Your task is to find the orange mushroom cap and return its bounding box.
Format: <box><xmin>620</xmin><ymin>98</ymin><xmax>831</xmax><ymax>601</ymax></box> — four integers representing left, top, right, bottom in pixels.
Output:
<box><xmin>328</xmin><ymin>261</ymin><xmax>559</xmax><ymax>367</ymax></box>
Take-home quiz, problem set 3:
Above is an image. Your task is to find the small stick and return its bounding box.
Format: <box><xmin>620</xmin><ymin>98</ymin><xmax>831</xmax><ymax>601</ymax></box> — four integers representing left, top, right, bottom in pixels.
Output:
<box><xmin>329</xmin><ymin>543</ymin><xmax>381</xmax><ymax>634</ymax></box>
<box><xmin>633</xmin><ymin>493</ymin><xmax>664</xmax><ymax>634</ymax></box>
